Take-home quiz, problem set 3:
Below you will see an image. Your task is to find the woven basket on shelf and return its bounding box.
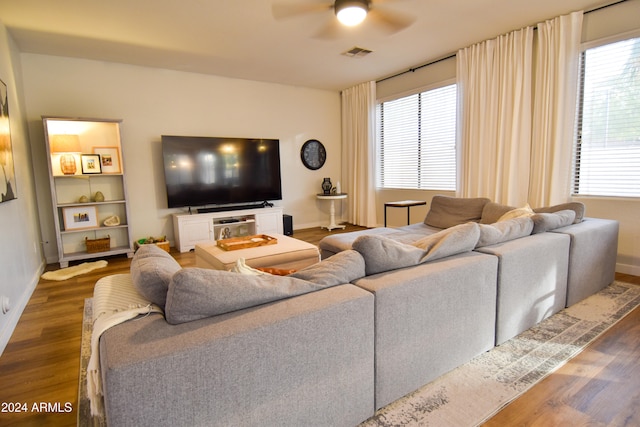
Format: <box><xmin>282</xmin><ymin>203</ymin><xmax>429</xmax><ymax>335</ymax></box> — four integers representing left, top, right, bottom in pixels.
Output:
<box><xmin>85</xmin><ymin>236</ymin><xmax>110</xmax><ymax>253</ymax></box>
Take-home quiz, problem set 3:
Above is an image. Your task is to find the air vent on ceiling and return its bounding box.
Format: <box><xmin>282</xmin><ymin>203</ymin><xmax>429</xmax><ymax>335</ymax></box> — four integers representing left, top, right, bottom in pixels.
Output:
<box><xmin>342</xmin><ymin>46</ymin><xmax>373</xmax><ymax>58</ymax></box>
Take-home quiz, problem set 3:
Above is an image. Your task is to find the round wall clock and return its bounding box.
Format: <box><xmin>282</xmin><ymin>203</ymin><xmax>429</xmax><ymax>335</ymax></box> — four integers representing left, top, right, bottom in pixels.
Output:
<box><xmin>300</xmin><ymin>139</ymin><xmax>327</xmax><ymax>170</ymax></box>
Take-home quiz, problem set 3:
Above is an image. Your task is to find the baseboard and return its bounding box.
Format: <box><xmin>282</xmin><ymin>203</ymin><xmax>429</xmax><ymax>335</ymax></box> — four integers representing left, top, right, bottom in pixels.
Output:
<box><xmin>0</xmin><ymin>260</ymin><xmax>44</xmax><ymax>356</ymax></box>
<box><xmin>616</xmin><ymin>262</ymin><xmax>640</xmax><ymax>277</ymax></box>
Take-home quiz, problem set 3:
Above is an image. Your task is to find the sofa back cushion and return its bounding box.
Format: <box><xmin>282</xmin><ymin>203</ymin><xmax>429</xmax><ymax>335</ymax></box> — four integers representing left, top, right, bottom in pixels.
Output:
<box><xmin>352</xmin><ymin>222</ymin><xmax>481</xmax><ymax>275</ymax></box>
<box><xmin>165</xmin><ymin>268</ymin><xmax>325</xmax><ymax>324</ymax></box>
<box><xmin>476</xmin><ymin>217</ymin><xmax>534</xmax><ymax>247</ymax></box>
<box><xmin>413</xmin><ymin>222</ymin><xmax>481</xmax><ymax>262</ymax></box>
<box><xmin>130</xmin><ymin>244</ymin><xmax>181</xmax><ymax>309</ymax></box>
<box><xmin>480</xmin><ymin>202</ymin><xmax>516</xmax><ymax>224</ymax></box>
<box><xmin>352</xmin><ymin>235</ymin><xmax>425</xmax><ymax>276</ymax></box>
<box><xmin>424</xmin><ymin>196</ymin><xmax>490</xmax><ymax>228</ymax></box>
<box><xmin>290</xmin><ymin>250</ymin><xmax>366</xmax><ymax>286</ymax></box>
<box><xmin>533</xmin><ymin>202</ymin><xmax>585</xmax><ymax>223</ymax></box>
<box><xmin>531</xmin><ymin>210</ymin><xmax>576</xmax><ymax>234</ymax></box>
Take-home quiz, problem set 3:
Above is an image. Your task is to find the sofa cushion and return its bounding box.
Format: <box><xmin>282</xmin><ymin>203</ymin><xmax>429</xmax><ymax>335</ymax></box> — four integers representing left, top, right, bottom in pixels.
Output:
<box><xmin>497</xmin><ymin>204</ymin><xmax>534</xmax><ymax>222</ymax></box>
<box><xmin>130</xmin><ymin>244</ymin><xmax>181</xmax><ymax>309</ymax></box>
<box><xmin>413</xmin><ymin>222</ymin><xmax>481</xmax><ymax>262</ymax></box>
<box><xmin>424</xmin><ymin>196</ymin><xmax>490</xmax><ymax>228</ymax></box>
<box><xmin>533</xmin><ymin>202</ymin><xmax>585</xmax><ymax>223</ymax></box>
<box><xmin>531</xmin><ymin>210</ymin><xmax>576</xmax><ymax>234</ymax></box>
<box><xmin>480</xmin><ymin>202</ymin><xmax>516</xmax><ymax>224</ymax></box>
<box><xmin>164</xmin><ymin>268</ymin><xmax>327</xmax><ymax>324</ymax></box>
<box><xmin>476</xmin><ymin>217</ymin><xmax>534</xmax><ymax>247</ymax></box>
<box><xmin>352</xmin><ymin>235</ymin><xmax>425</xmax><ymax>276</ymax></box>
<box><xmin>353</xmin><ymin>223</ymin><xmax>481</xmax><ymax>275</ymax></box>
<box><xmin>289</xmin><ymin>249</ymin><xmax>366</xmax><ymax>286</ymax></box>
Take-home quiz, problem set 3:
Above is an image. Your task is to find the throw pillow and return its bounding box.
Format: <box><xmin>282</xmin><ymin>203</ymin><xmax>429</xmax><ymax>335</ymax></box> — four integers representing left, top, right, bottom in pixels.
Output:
<box><xmin>164</xmin><ymin>268</ymin><xmax>324</xmax><ymax>324</ymax></box>
<box><xmin>413</xmin><ymin>222</ymin><xmax>481</xmax><ymax>262</ymax></box>
<box><xmin>289</xmin><ymin>250</ymin><xmax>366</xmax><ymax>286</ymax></box>
<box><xmin>533</xmin><ymin>202</ymin><xmax>585</xmax><ymax>224</ymax></box>
<box><xmin>530</xmin><ymin>210</ymin><xmax>576</xmax><ymax>234</ymax></box>
<box><xmin>423</xmin><ymin>195</ymin><xmax>491</xmax><ymax>228</ymax></box>
<box><xmin>497</xmin><ymin>203</ymin><xmax>534</xmax><ymax>222</ymax></box>
<box><xmin>352</xmin><ymin>235</ymin><xmax>425</xmax><ymax>276</ymax></box>
<box><xmin>480</xmin><ymin>202</ymin><xmax>515</xmax><ymax>224</ymax></box>
<box><xmin>130</xmin><ymin>244</ymin><xmax>181</xmax><ymax>309</ymax></box>
<box><xmin>476</xmin><ymin>217</ymin><xmax>534</xmax><ymax>247</ymax></box>
<box><xmin>230</xmin><ymin>257</ymin><xmax>268</xmax><ymax>275</ymax></box>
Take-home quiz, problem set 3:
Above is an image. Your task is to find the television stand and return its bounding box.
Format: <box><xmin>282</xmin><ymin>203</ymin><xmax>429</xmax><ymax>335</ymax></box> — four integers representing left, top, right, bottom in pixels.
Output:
<box><xmin>173</xmin><ymin>206</ymin><xmax>284</xmax><ymax>252</ymax></box>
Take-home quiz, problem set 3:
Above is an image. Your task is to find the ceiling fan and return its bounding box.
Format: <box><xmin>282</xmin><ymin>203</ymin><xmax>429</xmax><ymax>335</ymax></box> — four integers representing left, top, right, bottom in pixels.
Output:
<box><xmin>272</xmin><ymin>0</ymin><xmax>415</xmax><ymax>38</ymax></box>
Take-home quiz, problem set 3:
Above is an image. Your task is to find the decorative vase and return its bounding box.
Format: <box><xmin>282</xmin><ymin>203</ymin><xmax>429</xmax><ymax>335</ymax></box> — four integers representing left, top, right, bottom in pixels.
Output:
<box><xmin>59</xmin><ymin>154</ymin><xmax>77</xmax><ymax>175</ymax></box>
<box><xmin>321</xmin><ymin>178</ymin><xmax>332</xmax><ymax>195</ymax></box>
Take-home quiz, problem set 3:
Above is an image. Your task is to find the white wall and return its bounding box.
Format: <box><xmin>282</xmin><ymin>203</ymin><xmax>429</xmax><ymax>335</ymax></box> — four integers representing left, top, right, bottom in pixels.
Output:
<box><xmin>0</xmin><ymin>25</ymin><xmax>45</xmax><ymax>355</ymax></box>
<box><xmin>374</xmin><ymin>0</ymin><xmax>640</xmax><ymax>274</ymax></box>
<box><xmin>20</xmin><ymin>55</ymin><xmax>342</xmax><ymax>263</ymax></box>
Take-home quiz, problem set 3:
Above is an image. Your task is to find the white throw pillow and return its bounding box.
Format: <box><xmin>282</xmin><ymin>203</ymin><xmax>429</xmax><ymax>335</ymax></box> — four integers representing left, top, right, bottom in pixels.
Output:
<box><xmin>497</xmin><ymin>203</ymin><xmax>534</xmax><ymax>222</ymax></box>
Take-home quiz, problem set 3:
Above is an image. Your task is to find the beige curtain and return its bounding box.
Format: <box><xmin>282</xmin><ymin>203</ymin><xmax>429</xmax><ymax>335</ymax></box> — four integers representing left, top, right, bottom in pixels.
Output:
<box><xmin>457</xmin><ymin>12</ymin><xmax>583</xmax><ymax>207</ymax></box>
<box><xmin>457</xmin><ymin>27</ymin><xmax>534</xmax><ymax>206</ymax></box>
<box><xmin>341</xmin><ymin>81</ymin><xmax>377</xmax><ymax>227</ymax></box>
<box><xmin>529</xmin><ymin>11</ymin><xmax>583</xmax><ymax>206</ymax></box>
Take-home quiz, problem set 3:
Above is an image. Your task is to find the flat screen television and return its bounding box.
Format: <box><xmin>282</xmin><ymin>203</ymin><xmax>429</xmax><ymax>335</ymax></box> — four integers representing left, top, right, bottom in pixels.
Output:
<box><xmin>162</xmin><ymin>135</ymin><xmax>282</xmax><ymax>210</ymax></box>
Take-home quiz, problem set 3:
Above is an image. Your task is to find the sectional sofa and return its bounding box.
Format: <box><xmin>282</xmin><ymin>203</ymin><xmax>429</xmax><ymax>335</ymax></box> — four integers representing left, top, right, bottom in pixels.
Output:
<box><xmin>92</xmin><ymin>196</ymin><xmax>618</xmax><ymax>426</ymax></box>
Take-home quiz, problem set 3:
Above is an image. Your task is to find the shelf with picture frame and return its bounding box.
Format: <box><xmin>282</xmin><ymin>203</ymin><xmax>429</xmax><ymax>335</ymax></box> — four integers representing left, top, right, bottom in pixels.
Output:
<box><xmin>43</xmin><ymin>116</ymin><xmax>134</xmax><ymax>267</ymax></box>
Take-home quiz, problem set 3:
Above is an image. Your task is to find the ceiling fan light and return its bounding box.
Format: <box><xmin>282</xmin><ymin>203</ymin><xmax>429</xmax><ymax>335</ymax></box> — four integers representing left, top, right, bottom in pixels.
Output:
<box><xmin>335</xmin><ymin>0</ymin><xmax>368</xmax><ymax>26</ymax></box>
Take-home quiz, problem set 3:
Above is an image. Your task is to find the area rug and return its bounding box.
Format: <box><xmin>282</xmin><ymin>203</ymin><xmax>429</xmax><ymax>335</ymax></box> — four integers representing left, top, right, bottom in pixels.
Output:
<box><xmin>77</xmin><ymin>281</ymin><xmax>640</xmax><ymax>427</ymax></box>
<box><xmin>42</xmin><ymin>260</ymin><xmax>108</xmax><ymax>281</ymax></box>
<box><xmin>78</xmin><ymin>298</ymin><xmax>106</xmax><ymax>427</ymax></box>
<box><xmin>360</xmin><ymin>280</ymin><xmax>640</xmax><ymax>426</ymax></box>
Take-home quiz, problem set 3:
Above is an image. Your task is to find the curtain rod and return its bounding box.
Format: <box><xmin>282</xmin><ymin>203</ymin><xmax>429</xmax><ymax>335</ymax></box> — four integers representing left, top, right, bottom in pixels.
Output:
<box><xmin>376</xmin><ymin>0</ymin><xmax>628</xmax><ymax>84</ymax></box>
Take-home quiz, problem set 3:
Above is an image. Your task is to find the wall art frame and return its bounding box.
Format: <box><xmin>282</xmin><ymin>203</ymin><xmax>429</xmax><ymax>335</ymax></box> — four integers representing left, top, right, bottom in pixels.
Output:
<box><xmin>0</xmin><ymin>78</ymin><xmax>17</xmax><ymax>203</ymax></box>
<box><xmin>93</xmin><ymin>146</ymin><xmax>121</xmax><ymax>174</ymax></box>
<box><xmin>62</xmin><ymin>206</ymin><xmax>98</xmax><ymax>231</ymax></box>
<box><xmin>81</xmin><ymin>154</ymin><xmax>102</xmax><ymax>174</ymax></box>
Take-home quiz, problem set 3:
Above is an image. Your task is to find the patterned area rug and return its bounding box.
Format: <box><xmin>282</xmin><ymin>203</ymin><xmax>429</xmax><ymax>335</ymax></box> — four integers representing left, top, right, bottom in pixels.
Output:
<box><xmin>360</xmin><ymin>280</ymin><xmax>640</xmax><ymax>426</ymax></box>
<box><xmin>77</xmin><ymin>281</ymin><xmax>640</xmax><ymax>426</ymax></box>
<box><xmin>78</xmin><ymin>299</ymin><xmax>105</xmax><ymax>427</ymax></box>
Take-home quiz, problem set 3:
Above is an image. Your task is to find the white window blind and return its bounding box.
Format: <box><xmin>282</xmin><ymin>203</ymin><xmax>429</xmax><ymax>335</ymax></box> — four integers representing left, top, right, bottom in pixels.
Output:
<box><xmin>573</xmin><ymin>37</ymin><xmax>640</xmax><ymax>197</ymax></box>
<box><xmin>377</xmin><ymin>84</ymin><xmax>457</xmax><ymax>190</ymax></box>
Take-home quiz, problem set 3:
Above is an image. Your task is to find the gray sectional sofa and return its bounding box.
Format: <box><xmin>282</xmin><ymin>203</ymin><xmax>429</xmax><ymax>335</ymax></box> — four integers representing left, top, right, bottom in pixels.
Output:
<box><xmin>94</xmin><ymin>196</ymin><xmax>618</xmax><ymax>426</ymax></box>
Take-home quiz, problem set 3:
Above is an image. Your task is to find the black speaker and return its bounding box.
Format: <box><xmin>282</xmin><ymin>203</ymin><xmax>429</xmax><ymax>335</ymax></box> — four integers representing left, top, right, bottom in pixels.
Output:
<box><xmin>283</xmin><ymin>214</ymin><xmax>293</xmax><ymax>236</ymax></box>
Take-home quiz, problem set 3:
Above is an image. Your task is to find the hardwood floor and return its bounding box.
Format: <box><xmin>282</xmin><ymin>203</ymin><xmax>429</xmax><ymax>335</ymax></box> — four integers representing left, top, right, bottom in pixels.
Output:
<box><xmin>0</xmin><ymin>226</ymin><xmax>637</xmax><ymax>427</ymax></box>
<box><xmin>482</xmin><ymin>273</ymin><xmax>640</xmax><ymax>427</ymax></box>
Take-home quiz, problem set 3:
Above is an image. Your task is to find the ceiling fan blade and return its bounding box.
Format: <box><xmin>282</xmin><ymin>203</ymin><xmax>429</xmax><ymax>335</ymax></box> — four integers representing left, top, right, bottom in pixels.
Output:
<box><xmin>367</xmin><ymin>7</ymin><xmax>415</xmax><ymax>33</ymax></box>
<box><xmin>272</xmin><ymin>2</ymin><xmax>333</xmax><ymax>20</ymax></box>
<box><xmin>312</xmin><ymin>18</ymin><xmax>345</xmax><ymax>40</ymax></box>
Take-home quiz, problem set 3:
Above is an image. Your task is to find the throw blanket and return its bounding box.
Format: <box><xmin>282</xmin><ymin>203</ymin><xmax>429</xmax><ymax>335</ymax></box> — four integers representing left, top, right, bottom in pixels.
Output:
<box><xmin>87</xmin><ymin>274</ymin><xmax>163</xmax><ymax>417</ymax></box>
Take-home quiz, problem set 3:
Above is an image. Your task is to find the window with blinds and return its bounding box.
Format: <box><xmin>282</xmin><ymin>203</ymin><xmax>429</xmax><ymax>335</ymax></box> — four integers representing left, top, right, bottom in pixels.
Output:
<box><xmin>573</xmin><ymin>36</ymin><xmax>640</xmax><ymax>198</ymax></box>
<box><xmin>377</xmin><ymin>84</ymin><xmax>457</xmax><ymax>190</ymax></box>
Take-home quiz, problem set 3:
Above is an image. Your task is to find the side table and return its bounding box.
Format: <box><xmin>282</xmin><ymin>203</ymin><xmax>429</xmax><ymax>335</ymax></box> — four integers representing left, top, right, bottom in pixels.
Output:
<box><xmin>317</xmin><ymin>193</ymin><xmax>347</xmax><ymax>231</ymax></box>
<box><xmin>384</xmin><ymin>200</ymin><xmax>426</xmax><ymax>227</ymax></box>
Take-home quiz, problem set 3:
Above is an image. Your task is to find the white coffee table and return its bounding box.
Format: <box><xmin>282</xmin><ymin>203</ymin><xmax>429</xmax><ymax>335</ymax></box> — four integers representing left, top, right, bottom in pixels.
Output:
<box><xmin>195</xmin><ymin>233</ymin><xmax>320</xmax><ymax>271</ymax></box>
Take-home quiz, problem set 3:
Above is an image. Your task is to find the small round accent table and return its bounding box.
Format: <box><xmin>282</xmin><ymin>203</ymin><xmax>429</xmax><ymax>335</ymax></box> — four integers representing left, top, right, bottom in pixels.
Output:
<box><xmin>316</xmin><ymin>193</ymin><xmax>347</xmax><ymax>231</ymax></box>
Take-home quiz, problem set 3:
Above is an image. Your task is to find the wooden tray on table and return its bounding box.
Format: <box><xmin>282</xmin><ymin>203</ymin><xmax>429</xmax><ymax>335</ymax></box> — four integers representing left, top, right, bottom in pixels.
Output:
<box><xmin>216</xmin><ymin>234</ymin><xmax>277</xmax><ymax>251</ymax></box>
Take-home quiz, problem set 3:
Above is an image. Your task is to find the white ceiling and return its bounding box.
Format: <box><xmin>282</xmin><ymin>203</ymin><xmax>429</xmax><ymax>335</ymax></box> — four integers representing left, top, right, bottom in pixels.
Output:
<box><xmin>0</xmin><ymin>0</ymin><xmax>614</xmax><ymax>91</ymax></box>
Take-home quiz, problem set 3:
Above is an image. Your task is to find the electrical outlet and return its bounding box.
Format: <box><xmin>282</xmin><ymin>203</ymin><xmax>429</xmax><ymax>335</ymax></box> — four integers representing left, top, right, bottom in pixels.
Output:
<box><xmin>1</xmin><ymin>296</ymin><xmax>9</xmax><ymax>314</ymax></box>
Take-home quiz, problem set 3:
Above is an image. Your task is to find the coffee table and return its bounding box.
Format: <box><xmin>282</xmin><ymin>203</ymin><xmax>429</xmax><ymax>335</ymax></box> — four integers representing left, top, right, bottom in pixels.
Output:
<box><xmin>195</xmin><ymin>233</ymin><xmax>320</xmax><ymax>271</ymax></box>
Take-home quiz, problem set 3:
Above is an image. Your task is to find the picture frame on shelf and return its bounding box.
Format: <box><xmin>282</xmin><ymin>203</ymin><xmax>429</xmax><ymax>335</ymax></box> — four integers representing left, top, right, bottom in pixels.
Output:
<box><xmin>62</xmin><ymin>206</ymin><xmax>98</xmax><ymax>231</ymax></box>
<box><xmin>93</xmin><ymin>146</ymin><xmax>121</xmax><ymax>174</ymax></box>
<box><xmin>81</xmin><ymin>154</ymin><xmax>102</xmax><ymax>174</ymax></box>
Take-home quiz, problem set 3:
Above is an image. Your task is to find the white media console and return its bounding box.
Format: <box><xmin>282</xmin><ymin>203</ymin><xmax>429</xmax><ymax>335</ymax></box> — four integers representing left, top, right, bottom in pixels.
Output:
<box><xmin>172</xmin><ymin>207</ymin><xmax>284</xmax><ymax>253</ymax></box>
